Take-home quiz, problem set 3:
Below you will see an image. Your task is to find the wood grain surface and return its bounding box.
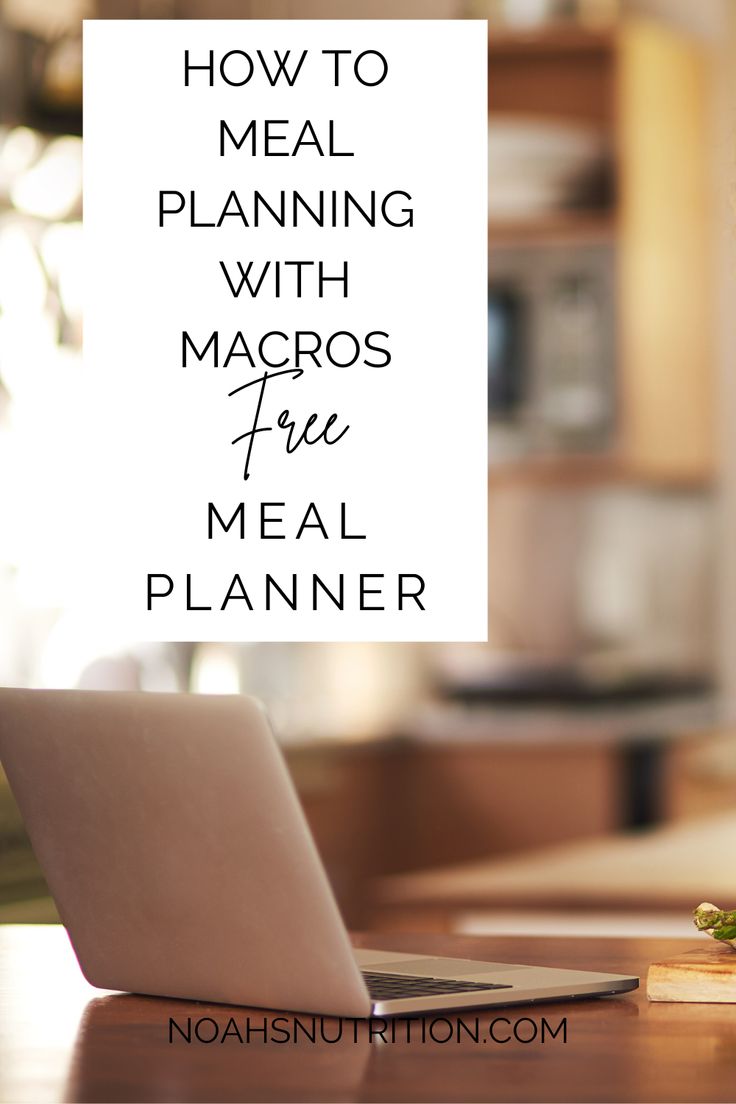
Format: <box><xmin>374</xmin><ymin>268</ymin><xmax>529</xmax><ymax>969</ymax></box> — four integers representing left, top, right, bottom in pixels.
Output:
<box><xmin>2</xmin><ymin>925</ymin><xmax>733</xmax><ymax>1103</ymax></box>
<box><xmin>648</xmin><ymin>944</ymin><xmax>736</xmax><ymax>1003</ymax></box>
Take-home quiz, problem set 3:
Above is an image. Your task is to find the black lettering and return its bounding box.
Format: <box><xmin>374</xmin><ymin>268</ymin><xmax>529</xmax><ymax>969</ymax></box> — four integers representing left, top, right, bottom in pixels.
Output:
<box><xmin>360</xmin><ymin>573</ymin><xmax>385</xmax><ymax>611</ymax></box>
<box><xmin>184</xmin><ymin>50</ymin><xmax>214</xmax><ymax>86</ymax></box>
<box><xmin>244</xmin><ymin>1017</ymin><xmax>268</xmax><ymax>1042</ymax></box>
<box><xmin>364</xmin><ymin>330</ymin><xmax>391</xmax><ymax>367</ymax></box>
<box><xmin>208</xmin><ymin>502</ymin><xmax>245</xmax><ymax>538</ymax></box>
<box><xmin>194</xmin><ymin>1017</ymin><xmax>219</xmax><ymax>1043</ymax></box>
<box><xmin>341</xmin><ymin>503</ymin><xmax>365</xmax><ymax>539</ymax></box>
<box><xmin>260</xmin><ymin>502</ymin><xmax>285</xmax><ymax>538</ymax></box>
<box><xmin>312</xmin><ymin>574</ymin><xmax>344</xmax><ymax>610</ymax></box>
<box><xmin>159</xmin><ymin>190</ymin><xmax>185</xmax><ymax>226</ymax></box>
<box><xmin>513</xmin><ymin>1018</ymin><xmax>538</xmax><ymax>1044</ymax></box>
<box><xmin>541</xmin><ymin>1018</ymin><xmax>567</xmax><ymax>1043</ymax></box>
<box><xmin>220</xmin><ymin>1017</ymin><xmax>243</xmax><ymax>1043</ymax></box>
<box><xmin>265</xmin><ymin>574</ymin><xmax>297</xmax><ymax>610</ymax></box>
<box><xmin>147</xmin><ymin>574</ymin><xmax>173</xmax><ymax>610</ymax></box>
<box><xmin>183</xmin><ymin>330</ymin><xmax>218</xmax><ymax>366</ymax></box>
<box><xmin>270</xmin><ymin>1017</ymin><xmax>290</xmax><ymax>1043</ymax></box>
<box><xmin>220</xmin><ymin>50</ymin><xmax>255</xmax><ymax>86</ymax></box>
<box><xmin>186</xmin><ymin>574</ymin><xmax>211</xmax><ymax>611</ymax></box>
<box><xmin>296</xmin><ymin>502</ymin><xmax>328</xmax><ymax>539</ymax></box>
<box><xmin>489</xmin><ymin>1017</ymin><xmax>511</xmax><ymax>1044</ymax></box>
<box><xmin>398</xmin><ymin>574</ymin><xmax>425</xmax><ymax>611</ymax></box>
<box><xmin>221</xmin><ymin>574</ymin><xmax>254</xmax><ymax>611</ymax></box>
<box><xmin>169</xmin><ymin>1017</ymin><xmax>191</xmax><ymax>1043</ymax></box>
<box><xmin>354</xmin><ymin>50</ymin><xmax>388</xmax><ymax>86</ymax></box>
<box><xmin>256</xmin><ymin>49</ymin><xmax>307</xmax><ymax>87</ymax></box>
<box><xmin>219</xmin><ymin>119</ymin><xmax>257</xmax><ymax>155</ymax></box>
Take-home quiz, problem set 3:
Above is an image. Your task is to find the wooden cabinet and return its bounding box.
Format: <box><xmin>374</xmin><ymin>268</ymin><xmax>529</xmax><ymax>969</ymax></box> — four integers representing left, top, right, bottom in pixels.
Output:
<box><xmin>616</xmin><ymin>20</ymin><xmax>713</xmax><ymax>482</ymax></box>
<box><xmin>489</xmin><ymin>19</ymin><xmax>713</xmax><ymax>486</ymax></box>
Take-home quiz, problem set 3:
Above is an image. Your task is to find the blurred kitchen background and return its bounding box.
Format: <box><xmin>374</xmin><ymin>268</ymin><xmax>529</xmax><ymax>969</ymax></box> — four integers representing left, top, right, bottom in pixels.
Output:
<box><xmin>2</xmin><ymin>0</ymin><xmax>736</xmax><ymax>940</ymax></box>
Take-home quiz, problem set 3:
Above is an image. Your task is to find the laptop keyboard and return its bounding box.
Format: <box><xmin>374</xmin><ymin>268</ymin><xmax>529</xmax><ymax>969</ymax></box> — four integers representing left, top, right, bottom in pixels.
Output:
<box><xmin>362</xmin><ymin>970</ymin><xmax>512</xmax><ymax>1002</ymax></box>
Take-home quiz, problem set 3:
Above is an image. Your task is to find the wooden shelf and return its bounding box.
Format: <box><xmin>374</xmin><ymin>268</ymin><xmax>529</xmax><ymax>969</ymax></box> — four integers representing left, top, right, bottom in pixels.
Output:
<box><xmin>488</xmin><ymin>24</ymin><xmax>615</xmax><ymax>60</ymax></box>
<box><xmin>489</xmin><ymin>22</ymin><xmax>616</xmax><ymax>128</ymax></box>
<box><xmin>488</xmin><ymin>453</ymin><xmax>622</xmax><ymax>488</ymax></box>
<box><xmin>486</xmin><ymin>18</ymin><xmax>714</xmax><ymax>485</ymax></box>
<box><xmin>487</xmin><ymin>453</ymin><xmax>715</xmax><ymax>491</ymax></box>
<box><xmin>489</xmin><ymin>210</ymin><xmax>616</xmax><ymax>248</ymax></box>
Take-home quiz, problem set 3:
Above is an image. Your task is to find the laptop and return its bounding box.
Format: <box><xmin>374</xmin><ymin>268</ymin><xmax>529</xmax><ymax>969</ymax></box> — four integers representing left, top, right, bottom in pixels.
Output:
<box><xmin>0</xmin><ymin>687</ymin><xmax>638</xmax><ymax>1017</ymax></box>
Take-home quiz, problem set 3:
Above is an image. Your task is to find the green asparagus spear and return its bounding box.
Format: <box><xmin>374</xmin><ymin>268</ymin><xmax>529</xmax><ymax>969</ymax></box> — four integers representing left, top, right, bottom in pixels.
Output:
<box><xmin>693</xmin><ymin>903</ymin><xmax>736</xmax><ymax>943</ymax></box>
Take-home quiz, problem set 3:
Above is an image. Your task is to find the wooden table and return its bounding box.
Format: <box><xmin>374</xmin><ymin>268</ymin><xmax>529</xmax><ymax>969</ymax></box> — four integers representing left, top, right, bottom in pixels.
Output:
<box><xmin>0</xmin><ymin>925</ymin><xmax>732</xmax><ymax>1103</ymax></box>
<box><xmin>374</xmin><ymin>811</ymin><xmax>736</xmax><ymax>930</ymax></box>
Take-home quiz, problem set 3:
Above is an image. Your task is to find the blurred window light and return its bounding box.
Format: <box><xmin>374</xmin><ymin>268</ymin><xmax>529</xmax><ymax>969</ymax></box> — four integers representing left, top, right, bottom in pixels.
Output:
<box><xmin>2</xmin><ymin>0</ymin><xmax>90</xmax><ymax>38</ymax></box>
<box><xmin>41</xmin><ymin>221</ymin><xmax>82</xmax><ymax>321</ymax></box>
<box><xmin>0</xmin><ymin>114</ymin><xmax>97</xmax><ymax>689</ymax></box>
<box><xmin>0</xmin><ymin>221</ymin><xmax>47</xmax><ymax>318</ymax></box>
<box><xmin>10</xmin><ymin>135</ymin><xmax>81</xmax><ymax>220</ymax></box>
<box><xmin>190</xmin><ymin>644</ymin><xmax>241</xmax><ymax>696</ymax></box>
<box><xmin>37</xmin><ymin>613</ymin><xmax>138</xmax><ymax>689</ymax></box>
<box><xmin>501</xmin><ymin>0</ymin><xmax>553</xmax><ymax>26</ymax></box>
<box><xmin>0</xmin><ymin>127</ymin><xmax>44</xmax><ymax>192</ymax></box>
<box><xmin>0</xmin><ymin>311</ymin><xmax>64</xmax><ymax>407</ymax></box>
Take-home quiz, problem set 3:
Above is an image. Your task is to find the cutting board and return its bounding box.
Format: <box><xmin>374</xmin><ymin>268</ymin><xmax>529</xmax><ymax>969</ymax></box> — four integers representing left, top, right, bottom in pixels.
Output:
<box><xmin>648</xmin><ymin>945</ymin><xmax>736</xmax><ymax>1002</ymax></box>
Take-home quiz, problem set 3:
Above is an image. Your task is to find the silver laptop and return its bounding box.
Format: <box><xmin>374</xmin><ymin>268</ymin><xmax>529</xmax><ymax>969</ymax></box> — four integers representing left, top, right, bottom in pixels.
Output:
<box><xmin>0</xmin><ymin>688</ymin><xmax>638</xmax><ymax>1017</ymax></box>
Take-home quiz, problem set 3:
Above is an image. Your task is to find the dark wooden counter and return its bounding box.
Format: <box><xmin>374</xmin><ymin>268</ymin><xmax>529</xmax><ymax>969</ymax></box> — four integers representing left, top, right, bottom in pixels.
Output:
<box><xmin>0</xmin><ymin>925</ymin><xmax>729</xmax><ymax>1103</ymax></box>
